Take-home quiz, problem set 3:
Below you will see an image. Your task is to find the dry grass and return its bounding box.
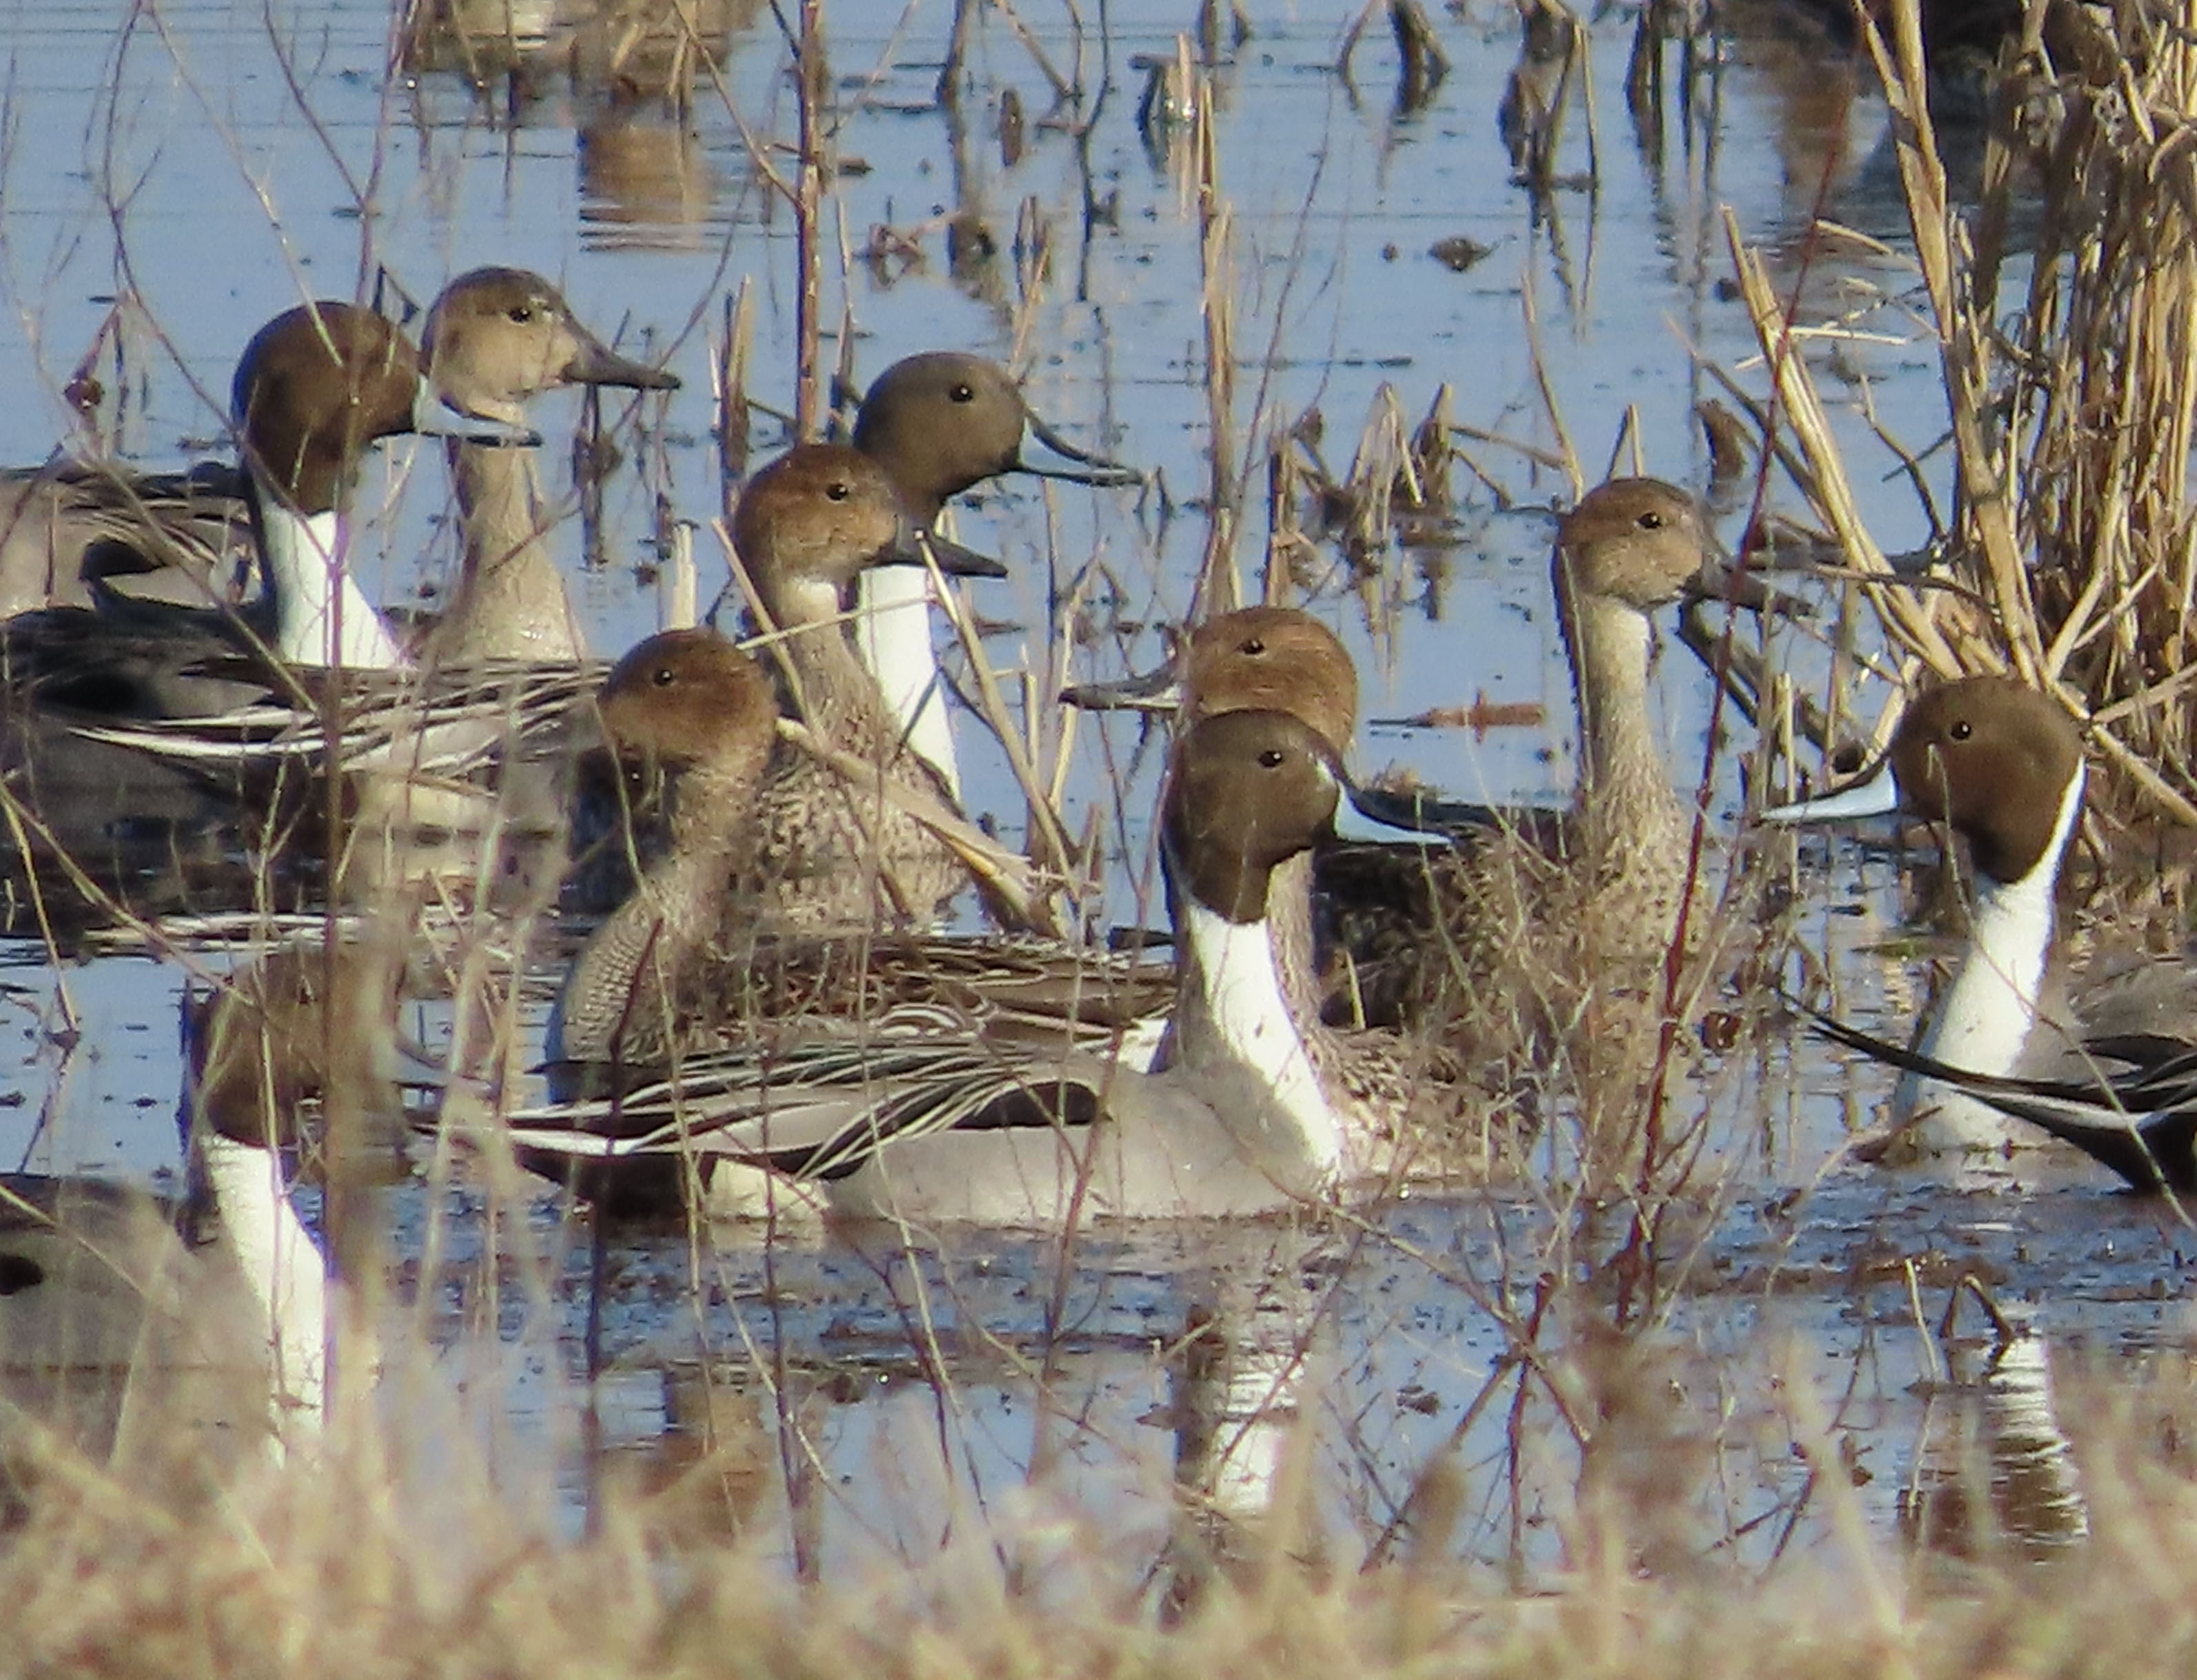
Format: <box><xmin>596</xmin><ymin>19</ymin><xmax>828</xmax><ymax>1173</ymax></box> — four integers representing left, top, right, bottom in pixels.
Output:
<box><xmin>14</xmin><ymin>1297</ymin><xmax>2197</xmax><ymax>1679</ymax></box>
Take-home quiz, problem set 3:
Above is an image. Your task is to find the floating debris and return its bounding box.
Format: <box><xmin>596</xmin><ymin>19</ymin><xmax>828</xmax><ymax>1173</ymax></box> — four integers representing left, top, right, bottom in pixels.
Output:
<box><xmin>1428</xmin><ymin>235</ymin><xmax>1493</xmax><ymax>273</ymax></box>
<box><xmin>1371</xmin><ymin>696</ymin><xmax>1546</xmax><ymax>736</ymax></box>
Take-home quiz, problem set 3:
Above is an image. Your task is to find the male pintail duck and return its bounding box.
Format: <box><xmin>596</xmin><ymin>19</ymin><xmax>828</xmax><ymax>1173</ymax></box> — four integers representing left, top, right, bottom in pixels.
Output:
<box><xmin>1065</xmin><ymin>603</ymin><xmax>1364</xmax><ymax>1026</ymax></box>
<box><xmin>0</xmin><ymin>301</ymin><xmax>551</xmax><ymax>858</ymax></box>
<box><xmin>1069</xmin><ymin>484</ymin><xmax>1732</xmax><ymax>1057</ymax></box>
<box><xmin>1067</xmin><ymin>601</ymin><xmax>1494</xmax><ymax>1168</ymax></box>
<box><xmin>0</xmin><ymin>944</ymin><xmax>399</xmax><ymax>1478</ymax></box>
<box><xmin>548</xmin><ymin>628</ymin><xmax>1172</xmax><ymax>1079</ymax></box>
<box><xmin>1</xmin><ymin>272</ymin><xmax>669</xmax><ymax>660</ymax></box>
<box><xmin>9</xmin><ymin>279</ymin><xmax>677</xmax><ymax>786</ymax></box>
<box><xmin>1790</xmin><ymin>996</ymin><xmax>2197</xmax><ymax>1194</ymax></box>
<box><xmin>727</xmin><ymin>443</ymin><xmax>1006</xmax><ymax>929</ymax></box>
<box><xmin>1757</xmin><ymin>675</ymin><xmax>2194</xmax><ymax>1162</ymax></box>
<box><xmin>556</xmin><ymin>623</ymin><xmax>1449</xmax><ymax>1171</ymax></box>
<box><xmin>1</xmin><ymin>298</ymin><xmax>535</xmax><ymax>699</ymax></box>
<box><xmin>503</xmin><ymin>707</ymin><xmax>1418</xmax><ymax>1223</ymax></box>
<box><xmin>0</xmin><ymin>461</ymin><xmax>246</xmax><ymax>625</ymax></box>
<box><xmin>848</xmin><ymin>351</ymin><xmax>1140</xmax><ymax>800</ymax></box>
<box><xmin>229</xmin><ymin>298</ymin><xmax>543</xmax><ymax>671</ymax></box>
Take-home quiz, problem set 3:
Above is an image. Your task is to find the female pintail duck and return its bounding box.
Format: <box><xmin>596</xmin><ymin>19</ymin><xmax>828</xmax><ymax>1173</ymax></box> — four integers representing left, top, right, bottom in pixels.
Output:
<box><xmin>1759</xmin><ymin>674</ymin><xmax>2197</xmax><ymax>1165</ymax></box>
<box><xmin>848</xmin><ymin>351</ymin><xmax>1140</xmax><ymax>800</ymax></box>
<box><xmin>1066</xmin><ymin>480</ymin><xmax>1731</xmax><ymax>1051</ymax></box>
<box><xmin>416</xmin><ymin>267</ymin><xmax>680</xmax><ymax>667</ymax></box>
<box><xmin>548</xmin><ymin>629</ymin><xmax>1171</xmax><ymax>1078</ymax></box>
<box><xmin>1302</xmin><ymin>477</ymin><xmax>1732</xmax><ymax>1042</ymax></box>
<box><xmin>725</xmin><ymin>442</ymin><xmax>1006</xmax><ymax>930</ymax></box>
<box><xmin>506</xmin><ymin>707</ymin><xmax>1417</xmax><ymax>1223</ymax></box>
<box><xmin>0</xmin><ymin>944</ymin><xmax>402</xmax><ymax>1479</ymax></box>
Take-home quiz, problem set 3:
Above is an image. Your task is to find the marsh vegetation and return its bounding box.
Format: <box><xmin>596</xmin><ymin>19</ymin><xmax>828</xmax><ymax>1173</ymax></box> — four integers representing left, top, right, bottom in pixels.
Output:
<box><xmin>6</xmin><ymin>0</ymin><xmax>2197</xmax><ymax>1671</ymax></box>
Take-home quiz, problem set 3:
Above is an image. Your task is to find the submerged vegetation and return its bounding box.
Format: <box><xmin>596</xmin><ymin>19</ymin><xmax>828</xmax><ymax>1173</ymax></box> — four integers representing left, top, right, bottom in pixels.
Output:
<box><xmin>9</xmin><ymin>0</ymin><xmax>2197</xmax><ymax>1670</ymax></box>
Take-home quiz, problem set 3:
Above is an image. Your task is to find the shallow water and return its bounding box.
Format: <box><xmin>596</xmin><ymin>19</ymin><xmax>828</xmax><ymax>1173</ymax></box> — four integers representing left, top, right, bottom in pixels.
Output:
<box><xmin>0</xmin><ymin>0</ymin><xmax>2179</xmax><ymax>1586</ymax></box>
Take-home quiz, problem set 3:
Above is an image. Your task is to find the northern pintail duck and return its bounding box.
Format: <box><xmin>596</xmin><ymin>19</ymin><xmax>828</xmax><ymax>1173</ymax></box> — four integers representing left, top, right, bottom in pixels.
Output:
<box><xmin>0</xmin><ymin>303</ymin><xmax>551</xmax><ymax>860</ymax></box>
<box><xmin>227</xmin><ymin>298</ymin><xmax>542</xmax><ymax>671</ymax></box>
<box><xmin>0</xmin><ymin>462</ymin><xmax>246</xmax><ymax>625</ymax></box>
<box><xmin>1792</xmin><ymin>998</ymin><xmax>2197</xmax><ymax>1193</ymax></box>
<box><xmin>1069</xmin><ymin>483</ymin><xmax>1728</xmax><ymax>1054</ymax></box>
<box><xmin>1064</xmin><ymin>607</ymin><xmax>1466</xmax><ymax>1144</ymax></box>
<box><xmin>1</xmin><ymin>273</ymin><xmax>669</xmax><ymax>661</ymax></box>
<box><xmin>1066</xmin><ymin>603</ymin><xmax>1362</xmax><ymax>1029</ymax></box>
<box><xmin>549</xmin><ymin>629</ymin><xmax>1171</xmax><ymax>1077</ymax></box>
<box><xmin>0</xmin><ymin>947</ymin><xmax>385</xmax><ymax>1475</ymax></box>
<box><xmin>417</xmin><ymin>267</ymin><xmax>679</xmax><ymax>667</ymax></box>
<box><xmin>726</xmin><ymin>443</ymin><xmax>1005</xmax><ymax>929</ymax></box>
<box><xmin>1308</xmin><ymin>478</ymin><xmax>1729</xmax><ymax>1044</ymax></box>
<box><xmin>8</xmin><ymin>282</ymin><xmax>678</xmax><ymax>789</ymax></box>
<box><xmin>556</xmin><ymin>623</ymin><xmax>1448</xmax><ymax>1168</ymax></box>
<box><xmin>505</xmin><ymin>707</ymin><xmax>1409</xmax><ymax>1223</ymax></box>
<box><xmin>848</xmin><ymin>351</ymin><xmax>1140</xmax><ymax>799</ymax></box>
<box><xmin>1</xmin><ymin>299</ymin><xmax>536</xmax><ymax>697</ymax></box>
<box><xmin>1758</xmin><ymin>675</ymin><xmax>2195</xmax><ymax>1163</ymax></box>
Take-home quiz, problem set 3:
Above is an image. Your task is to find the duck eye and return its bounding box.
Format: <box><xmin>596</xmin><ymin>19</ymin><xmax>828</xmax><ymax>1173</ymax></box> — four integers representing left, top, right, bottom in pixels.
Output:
<box><xmin>507</xmin><ymin>305</ymin><xmax>536</xmax><ymax>324</ymax></box>
<box><xmin>1240</xmin><ymin>637</ymin><xmax>1266</xmax><ymax>656</ymax></box>
<box><xmin>1637</xmin><ymin>510</ymin><xmax>1665</xmax><ymax>531</ymax></box>
<box><xmin>1257</xmin><ymin>748</ymin><xmax>1285</xmax><ymax>769</ymax></box>
<box><xmin>1950</xmin><ymin>719</ymin><xmax>1972</xmax><ymax>741</ymax></box>
<box><xmin>651</xmin><ymin>665</ymin><xmax>677</xmax><ymax>687</ymax></box>
<box><xmin>825</xmin><ymin>480</ymin><xmax>851</xmax><ymax>502</ymax></box>
<box><xmin>950</xmin><ymin>383</ymin><xmax>974</xmax><ymax>403</ymax></box>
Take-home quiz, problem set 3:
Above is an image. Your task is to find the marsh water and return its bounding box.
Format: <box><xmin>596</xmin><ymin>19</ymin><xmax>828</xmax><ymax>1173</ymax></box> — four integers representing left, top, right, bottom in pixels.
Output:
<box><xmin>3</xmin><ymin>0</ymin><xmax>2192</xmax><ymax>1581</ymax></box>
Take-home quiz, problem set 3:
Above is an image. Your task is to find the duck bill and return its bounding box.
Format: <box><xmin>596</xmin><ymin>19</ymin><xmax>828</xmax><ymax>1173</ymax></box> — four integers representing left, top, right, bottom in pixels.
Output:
<box><xmin>1059</xmin><ymin>663</ymin><xmax>1183</xmax><ymax>713</ymax></box>
<box><xmin>873</xmin><ymin>525</ymin><xmax>1009</xmax><ymax>580</ymax></box>
<box><xmin>1334</xmin><ymin>785</ymin><xmax>1454</xmax><ymax>847</ymax></box>
<box><xmin>563</xmin><ymin>334</ymin><xmax>682</xmax><ymax>392</ymax></box>
<box><xmin>1020</xmin><ymin>411</ymin><xmax>1144</xmax><ymax>488</ymax></box>
<box><xmin>411</xmin><ymin>385</ymin><xmax>543</xmax><ymax>449</ymax></box>
<box><xmin>1683</xmin><ymin>561</ymin><xmax>1810</xmax><ymax>618</ymax></box>
<box><xmin>1756</xmin><ymin>755</ymin><xmax>1902</xmax><ymax>824</ymax></box>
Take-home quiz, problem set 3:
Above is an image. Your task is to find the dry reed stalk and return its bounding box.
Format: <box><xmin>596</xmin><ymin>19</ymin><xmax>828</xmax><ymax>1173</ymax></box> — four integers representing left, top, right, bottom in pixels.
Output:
<box><xmin>1722</xmin><ymin>210</ymin><xmax>1965</xmax><ymax>678</ymax></box>
<box><xmin>718</xmin><ymin>277</ymin><xmax>755</xmax><ymax>491</ymax></box>
<box><xmin>1337</xmin><ymin>386</ymin><xmax>1419</xmax><ymax>567</ymax></box>
<box><xmin>1191</xmin><ymin>49</ymin><xmax>1240</xmax><ymax>617</ymax></box>
<box><xmin>1861</xmin><ymin>0</ymin><xmax>2039</xmax><ymax>683</ymax></box>
<box><xmin>1263</xmin><ymin>424</ymin><xmax>1310</xmax><ymax>604</ymax></box>
<box><xmin>792</xmin><ymin>0</ymin><xmax>827</xmax><ymax>440</ymax></box>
